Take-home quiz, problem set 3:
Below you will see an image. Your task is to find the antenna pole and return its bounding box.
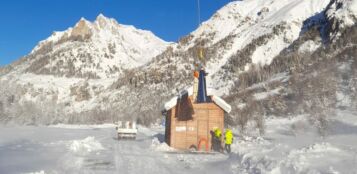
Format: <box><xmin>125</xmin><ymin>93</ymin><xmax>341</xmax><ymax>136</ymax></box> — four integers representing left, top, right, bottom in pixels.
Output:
<box><xmin>197</xmin><ymin>0</ymin><xmax>201</xmax><ymax>26</ymax></box>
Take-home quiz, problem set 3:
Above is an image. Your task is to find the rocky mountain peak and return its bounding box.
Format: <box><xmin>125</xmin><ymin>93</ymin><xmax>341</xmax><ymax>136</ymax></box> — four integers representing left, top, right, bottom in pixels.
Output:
<box><xmin>21</xmin><ymin>13</ymin><xmax>170</xmax><ymax>79</ymax></box>
<box><xmin>95</xmin><ymin>13</ymin><xmax>115</xmax><ymax>29</ymax></box>
<box><xmin>71</xmin><ymin>17</ymin><xmax>92</xmax><ymax>38</ymax></box>
<box><xmin>96</xmin><ymin>13</ymin><xmax>107</xmax><ymax>21</ymax></box>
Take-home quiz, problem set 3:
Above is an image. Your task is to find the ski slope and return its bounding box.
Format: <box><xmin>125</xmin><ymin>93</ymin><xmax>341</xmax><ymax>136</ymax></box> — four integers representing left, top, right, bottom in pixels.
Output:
<box><xmin>0</xmin><ymin>110</ymin><xmax>357</xmax><ymax>174</ymax></box>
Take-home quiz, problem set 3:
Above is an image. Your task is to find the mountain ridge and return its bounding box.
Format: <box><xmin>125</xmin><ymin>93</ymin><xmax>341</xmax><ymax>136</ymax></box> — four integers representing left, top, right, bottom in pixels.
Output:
<box><xmin>0</xmin><ymin>0</ymin><xmax>356</xmax><ymax>126</ymax></box>
<box><xmin>5</xmin><ymin>14</ymin><xmax>170</xmax><ymax>79</ymax></box>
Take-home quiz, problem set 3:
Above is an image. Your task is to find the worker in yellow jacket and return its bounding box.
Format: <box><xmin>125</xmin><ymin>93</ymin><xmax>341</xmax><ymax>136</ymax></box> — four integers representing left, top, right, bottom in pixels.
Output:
<box><xmin>211</xmin><ymin>128</ymin><xmax>223</xmax><ymax>152</ymax></box>
<box><xmin>224</xmin><ymin>129</ymin><xmax>233</xmax><ymax>153</ymax></box>
<box><xmin>214</xmin><ymin>128</ymin><xmax>222</xmax><ymax>139</ymax></box>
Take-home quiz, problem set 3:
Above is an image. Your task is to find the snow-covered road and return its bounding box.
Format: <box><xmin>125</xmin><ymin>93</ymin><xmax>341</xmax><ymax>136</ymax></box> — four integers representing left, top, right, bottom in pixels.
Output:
<box><xmin>1</xmin><ymin>110</ymin><xmax>357</xmax><ymax>174</ymax></box>
<box><xmin>0</xmin><ymin>125</ymin><xmax>230</xmax><ymax>174</ymax></box>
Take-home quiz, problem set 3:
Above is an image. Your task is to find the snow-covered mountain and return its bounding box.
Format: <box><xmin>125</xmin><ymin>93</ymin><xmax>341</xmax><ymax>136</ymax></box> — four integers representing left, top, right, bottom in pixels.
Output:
<box><xmin>0</xmin><ymin>14</ymin><xmax>171</xmax><ymax>123</ymax></box>
<box><xmin>6</xmin><ymin>14</ymin><xmax>170</xmax><ymax>79</ymax></box>
<box><xmin>0</xmin><ymin>0</ymin><xmax>356</xmax><ymax>126</ymax></box>
<box><xmin>164</xmin><ymin>0</ymin><xmax>333</xmax><ymax>94</ymax></box>
<box><xmin>109</xmin><ymin>0</ymin><xmax>357</xmax><ymax>128</ymax></box>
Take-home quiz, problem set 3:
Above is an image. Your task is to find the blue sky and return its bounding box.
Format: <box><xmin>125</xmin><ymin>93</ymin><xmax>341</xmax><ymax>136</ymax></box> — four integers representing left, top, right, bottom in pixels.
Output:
<box><xmin>0</xmin><ymin>0</ymin><xmax>231</xmax><ymax>66</ymax></box>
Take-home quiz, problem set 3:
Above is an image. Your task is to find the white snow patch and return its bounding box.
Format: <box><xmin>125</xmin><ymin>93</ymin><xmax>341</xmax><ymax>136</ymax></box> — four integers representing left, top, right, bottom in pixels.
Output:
<box><xmin>248</xmin><ymin>73</ymin><xmax>289</xmax><ymax>89</ymax></box>
<box><xmin>299</xmin><ymin>40</ymin><xmax>321</xmax><ymax>53</ymax></box>
<box><xmin>68</xmin><ymin>136</ymin><xmax>104</xmax><ymax>154</ymax></box>
<box><xmin>212</xmin><ymin>95</ymin><xmax>232</xmax><ymax>113</ymax></box>
<box><xmin>251</xmin><ymin>34</ymin><xmax>291</xmax><ymax>65</ymax></box>
<box><xmin>326</xmin><ymin>0</ymin><xmax>357</xmax><ymax>28</ymax></box>
<box><xmin>151</xmin><ymin>137</ymin><xmax>175</xmax><ymax>152</ymax></box>
<box><xmin>254</xmin><ymin>87</ymin><xmax>282</xmax><ymax>100</ymax></box>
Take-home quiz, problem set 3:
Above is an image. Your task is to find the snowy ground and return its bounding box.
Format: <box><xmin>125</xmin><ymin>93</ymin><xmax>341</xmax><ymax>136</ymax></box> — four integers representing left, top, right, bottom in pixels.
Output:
<box><xmin>231</xmin><ymin>110</ymin><xmax>357</xmax><ymax>174</ymax></box>
<box><xmin>1</xmin><ymin>110</ymin><xmax>357</xmax><ymax>174</ymax></box>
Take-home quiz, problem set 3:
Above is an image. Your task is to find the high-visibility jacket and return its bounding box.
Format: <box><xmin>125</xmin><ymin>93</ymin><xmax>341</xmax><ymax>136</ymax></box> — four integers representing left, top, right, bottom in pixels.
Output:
<box><xmin>225</xmin><ymin>129</ymin><xmax>233</xmax><ymax>145</ymax></box>
<box><xmin>214</xmin><ymin>128</ymin><xmax>222</xmax><ymax>138</ymax></box>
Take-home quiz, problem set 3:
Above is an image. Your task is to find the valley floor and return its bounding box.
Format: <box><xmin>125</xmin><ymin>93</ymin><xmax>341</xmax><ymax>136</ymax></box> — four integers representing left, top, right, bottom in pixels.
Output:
<box><xmin>0</xmin><ymin>110</ymin><xmax>357</xmax><ymax>174</ymax></box>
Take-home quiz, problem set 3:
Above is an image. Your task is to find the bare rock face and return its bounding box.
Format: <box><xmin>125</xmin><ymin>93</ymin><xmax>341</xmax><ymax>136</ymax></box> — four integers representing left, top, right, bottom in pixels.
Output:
<box><xmin>71</xmin><ymin>18</ymin><xmax>93</xmax><ymax>40</ymax></box>
<box><xmin>70</xmin><ymin>81</ymin><xmax>91</xmax><ymax>102</ymax></box>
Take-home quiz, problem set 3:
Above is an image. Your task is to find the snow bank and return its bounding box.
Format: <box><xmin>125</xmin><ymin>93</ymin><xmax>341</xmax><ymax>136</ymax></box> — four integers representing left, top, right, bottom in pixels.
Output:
<box><xmin>50</xmin><ymin>123</ymin><xmax>115</xmax><ymax>129</ymax></box>
<box><xmin>23</xmin><ymin>171</ymin><xmax>46</xmax><ymax>174</ymax></box>
<box><xmin>150</xmin><ymin>137</ymin><xmax>175</xmax><ymax>152</ymax></box>
<box><xmin>68</xmin><ymin>136</ymin><xmax>104</xmax><ymax>154</ymax></box>
<box><xmin>229</xmin><ymin>114</ymin><xmax>357</xmax><ymax>173</ymax></box>
<box><xmin>277</xmin><ymin>143</ymin><xmax>345</xmax><ymax>173</ymax></box>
